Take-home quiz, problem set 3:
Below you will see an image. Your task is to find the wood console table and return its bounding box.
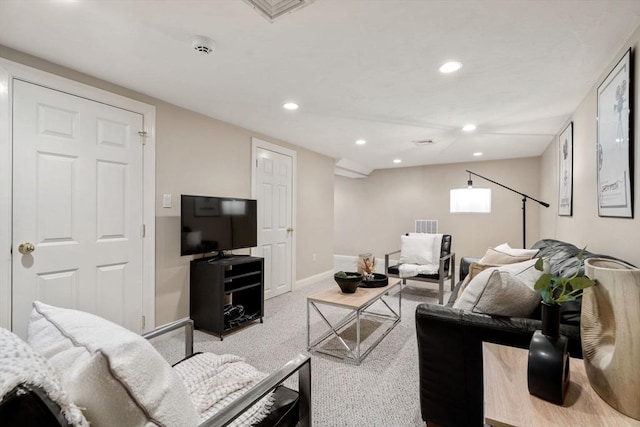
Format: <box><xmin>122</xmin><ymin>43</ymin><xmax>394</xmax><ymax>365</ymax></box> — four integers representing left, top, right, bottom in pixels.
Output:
<box><xmin>482</xmin><ymin>342</ymin><xmax>640</xmax><ymax>426</ymax></box>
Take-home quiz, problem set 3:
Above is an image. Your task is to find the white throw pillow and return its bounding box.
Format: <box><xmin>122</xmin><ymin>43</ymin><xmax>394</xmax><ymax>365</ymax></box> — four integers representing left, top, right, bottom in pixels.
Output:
<box><xmin>453</xmin><ymin>258</ymin><xmax>544</xmax><ymax>317</ymax></box>
<box><xmin>400</xmin><ymin>234</ymin><xmax>439</xmax><ymax>265</ymax></box>
<box><xmin>480</xmin><ymin>243</ymin><xmax>538</xmax><ymax>262</ymax></box>
<box><xmin>27</xmin><ymin>302</ymin><xmax>199</xmax><ymax>427</ymax></box>
<box><xmin>472</xmin><ymin>270</ymin><xmax>541</xmax><ymax>317</ymax></box>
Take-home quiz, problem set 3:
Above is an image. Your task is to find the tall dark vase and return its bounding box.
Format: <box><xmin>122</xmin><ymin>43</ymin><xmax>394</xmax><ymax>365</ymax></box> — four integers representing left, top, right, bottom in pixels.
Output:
<box><xmin>527</xmin><ymin>302</ymin><xmax>570</xmax><ymax>404</ymax></box>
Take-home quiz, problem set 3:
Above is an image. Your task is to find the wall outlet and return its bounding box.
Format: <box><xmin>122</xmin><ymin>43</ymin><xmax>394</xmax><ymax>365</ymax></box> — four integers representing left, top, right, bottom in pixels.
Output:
<box><xmin>313</xmin><ymin>253</ymin><xmax>317</xmax><ymax>262</ymax></box>
<box><xmin>162</xmin><ymin>194</ymin><xmax>172</xmax><ymax>208</ymax></box>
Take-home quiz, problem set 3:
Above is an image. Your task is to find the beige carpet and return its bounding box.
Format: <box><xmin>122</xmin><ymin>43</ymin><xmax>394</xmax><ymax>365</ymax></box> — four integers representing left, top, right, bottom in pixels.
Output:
<box><xmin>151</xmin><ymin>277</ymin><xmax>448</xmax><ymax>427</ymax></box>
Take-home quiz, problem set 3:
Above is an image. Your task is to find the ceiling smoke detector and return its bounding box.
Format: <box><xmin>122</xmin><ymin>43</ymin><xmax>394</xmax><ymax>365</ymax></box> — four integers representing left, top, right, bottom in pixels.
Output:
<box><xmin>413</xmin><ymin>139</ymin><xmax>435</xmax><ymax>146</ymax></box>
<box><xmin>192</xmin><ymin>35</ymin><xmax>215</xmax><ymax>55</ymax></box>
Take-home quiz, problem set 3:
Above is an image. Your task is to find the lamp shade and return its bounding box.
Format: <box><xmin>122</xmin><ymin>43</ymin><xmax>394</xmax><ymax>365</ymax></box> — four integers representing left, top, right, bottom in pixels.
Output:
<box><xmin>450</xmin><ymin>188</ymin><xmax>491</xmax><ymax>213</ymax></box>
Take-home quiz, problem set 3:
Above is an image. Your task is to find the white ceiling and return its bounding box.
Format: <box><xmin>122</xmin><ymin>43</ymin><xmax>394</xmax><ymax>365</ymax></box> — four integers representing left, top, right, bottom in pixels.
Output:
<box><xmin>1</xmin><ymin>0</ymin><xmax>639</xmax><ymax>174</ymax></box>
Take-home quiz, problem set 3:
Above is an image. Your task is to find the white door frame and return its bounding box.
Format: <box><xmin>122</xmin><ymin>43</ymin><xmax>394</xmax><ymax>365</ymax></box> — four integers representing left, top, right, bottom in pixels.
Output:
<box><xmin>0</xmin><ymin>58</ymin><xmax>156</xmax><ymax>332</ymax></box>
<box><xmin>250</xmin><ymin>137</ymin><xmax>297</xmax><ymax>292</ymax></box>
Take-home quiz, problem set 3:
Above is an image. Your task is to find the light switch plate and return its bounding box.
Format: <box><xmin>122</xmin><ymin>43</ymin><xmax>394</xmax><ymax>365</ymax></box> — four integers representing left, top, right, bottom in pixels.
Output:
<box><xmin>162</xmin><ymin>194</ymin><xmax>172</xmax><ymax>208</ymax></box>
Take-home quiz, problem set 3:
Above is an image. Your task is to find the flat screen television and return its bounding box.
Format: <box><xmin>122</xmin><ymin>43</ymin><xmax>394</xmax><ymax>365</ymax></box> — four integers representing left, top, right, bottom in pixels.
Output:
<box><xmin>181</xmin><ymin>194</ymin><xmax>257</xmax><ymax>256</ymax></box>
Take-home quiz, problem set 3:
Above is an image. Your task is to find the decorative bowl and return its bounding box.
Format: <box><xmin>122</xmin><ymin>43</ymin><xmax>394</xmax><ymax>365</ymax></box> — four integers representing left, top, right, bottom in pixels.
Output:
<box><xmin>334</xmin><ymin>272</ymin><xmax>362</xmax><ymax>293</ymax></box>
<box><xmin>360</xmin><ymin>273</ymin><xmax>389</xmax><ymax>288</ymax></box>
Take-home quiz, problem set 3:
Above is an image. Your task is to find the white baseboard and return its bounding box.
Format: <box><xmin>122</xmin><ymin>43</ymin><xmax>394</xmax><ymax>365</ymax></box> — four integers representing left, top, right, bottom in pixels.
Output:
<box><xmin>295</xmin><ymin>269</ymin><xmax>334</xmax><ymax>290</ymax></box>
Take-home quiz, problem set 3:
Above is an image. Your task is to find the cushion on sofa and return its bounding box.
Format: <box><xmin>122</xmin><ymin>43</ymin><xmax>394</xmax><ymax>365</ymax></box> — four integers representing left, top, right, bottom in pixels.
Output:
<box><xmin>479</xmin><ymin>247</ymin><xmax>535</xmax><ymax>265</ymax></box>
<box><xmin>493</xmin><ymin>243</ymin><xmax>539</xmax><ymax>258</ymax></box>
<box><xmin>27</xmin><ymin>301</ymin><xmax>200</xmax><ymax>427</ymax></box>
<box><xmin>457</xmin><ymin>262</ymin><xmax>501</xmax><ymax>296</ymax></box>
<box><xmin>453</xmin><ymin>259</ymin><xmax>543</xmax><ymax>317</ymax></box>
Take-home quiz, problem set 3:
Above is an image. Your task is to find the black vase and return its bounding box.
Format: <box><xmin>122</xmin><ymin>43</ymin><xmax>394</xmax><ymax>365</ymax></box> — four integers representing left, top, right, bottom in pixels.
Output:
<box><xmin>527</xmin><ymin>302</ymin><xmax>570</xmax><ymax>404</ymax></box>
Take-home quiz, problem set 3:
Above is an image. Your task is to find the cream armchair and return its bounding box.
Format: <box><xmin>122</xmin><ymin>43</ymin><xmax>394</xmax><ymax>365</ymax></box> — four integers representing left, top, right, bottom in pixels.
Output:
<box><xmin>385</xmin><ymin>233</ymin><xmax>455</xmax><ymax>304</ymax></box>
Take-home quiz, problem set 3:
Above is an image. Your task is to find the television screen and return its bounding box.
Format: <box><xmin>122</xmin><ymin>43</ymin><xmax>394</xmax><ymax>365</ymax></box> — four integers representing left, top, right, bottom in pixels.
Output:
<box><xmin>181</xmin><ymin>195</ymin><xmax>257</xmax><ymax>256</ymax></box>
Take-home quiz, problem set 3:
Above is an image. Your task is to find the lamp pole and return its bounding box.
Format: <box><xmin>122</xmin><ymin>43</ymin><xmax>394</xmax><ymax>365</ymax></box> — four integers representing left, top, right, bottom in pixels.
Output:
<box><xmin>466</xmin><ymin>170</ymin><xmax>550</xmax><ymax>248</ymax></box>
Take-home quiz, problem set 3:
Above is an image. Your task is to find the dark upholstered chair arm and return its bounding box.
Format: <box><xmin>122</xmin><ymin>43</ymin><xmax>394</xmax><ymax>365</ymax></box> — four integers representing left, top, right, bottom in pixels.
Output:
<box><xmin>459</xmin><ymin>256</ymin><xmax>480</xmax><ymax>282</ymax></box>
<box><xmin>415</xmin><ymin>303</ymin><xmax>581</xmax><ymax>426</ymax></box>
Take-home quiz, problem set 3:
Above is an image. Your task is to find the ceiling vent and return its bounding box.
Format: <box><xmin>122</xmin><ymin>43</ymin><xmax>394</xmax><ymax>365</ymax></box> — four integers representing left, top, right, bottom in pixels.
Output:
<box><xmin>413</xmin><ymin>139</ymin><xmax>435</xmax><ymax>146</ymax></box>
<box><xmin>242</xmin><ymin>0</ymin><xmax>315</xmax><ymax>22</ymax></box>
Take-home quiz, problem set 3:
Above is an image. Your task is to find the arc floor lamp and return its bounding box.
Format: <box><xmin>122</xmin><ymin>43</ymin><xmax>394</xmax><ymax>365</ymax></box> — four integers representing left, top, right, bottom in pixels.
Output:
<box><xmin>450</xmin><ymin>170</ymin><xmax>549</xmax><ymax>248</ymax></box>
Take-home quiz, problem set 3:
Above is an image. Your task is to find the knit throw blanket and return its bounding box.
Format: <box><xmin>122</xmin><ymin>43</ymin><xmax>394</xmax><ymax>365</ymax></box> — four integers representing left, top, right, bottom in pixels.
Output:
<box><xmin>174</xmin><ymin>352</ymin><xmax>275</xmax><ymax>426</ymax></box>
<box><xmin>0</xmin><ymin>328</ymin><xmax>88</xmax><ymax>426</ymax></box>
<box><xmin>398</xmin><ymin>262</ymin><xmax>440</xmax><ymax>277</ymax></box>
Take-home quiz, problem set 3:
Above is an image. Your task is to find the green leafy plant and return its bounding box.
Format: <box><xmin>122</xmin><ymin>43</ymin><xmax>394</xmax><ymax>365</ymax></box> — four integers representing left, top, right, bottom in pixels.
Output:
<box><xmin>533</xmin><ymin>249</ymin><xmax>595</xmax><ymax>304</ymax></box>
<box><xmin>335</xmin><ymin>271</ymin><xmax>361</xmax><ymax>279</ymax></box>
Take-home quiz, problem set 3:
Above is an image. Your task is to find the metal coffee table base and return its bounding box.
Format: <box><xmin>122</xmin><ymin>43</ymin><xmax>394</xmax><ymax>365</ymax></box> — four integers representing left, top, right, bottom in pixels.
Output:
<box><xmin>306</xmin><ymin>285</ymin><xmax>401</xmax><ymax>365</ymax></box>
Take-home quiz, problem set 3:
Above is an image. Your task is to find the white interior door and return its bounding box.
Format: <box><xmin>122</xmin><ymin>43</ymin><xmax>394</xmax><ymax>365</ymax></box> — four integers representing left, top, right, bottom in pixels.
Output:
<box><xmin>11</xmin><ymin>79</ymin><xmax>145</xmax><ymax>338</ymax></box>
<box><xmin>254</xmin><ymin>146</ymin><xmax>294</xmax><ymax>299</ymax></box>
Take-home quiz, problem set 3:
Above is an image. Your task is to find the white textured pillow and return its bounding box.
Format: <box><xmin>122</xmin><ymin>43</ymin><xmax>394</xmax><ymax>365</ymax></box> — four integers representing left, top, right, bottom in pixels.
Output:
<box><xmin>400</xmin><ymin>234</ymin><xmax>438</xmax><ymax>265</ymax></box>
<box><xmin>455</xmin><ymin>270</ymin><xmax>541</xmax><ymax>317</ymax></box>
<box><xmin>27</xmin><ymin>302</ymin><xmax>199</xmax><ymax>427</ymax></box>
<box><xmin>494</xmin><ymin>243</ymin><xmax>538</xmax><ymax>258</ymax></box>
<box><xmin>453</xmin><ymin>258</ymin><xmax>543</xmax><ymax>316</ymax></box>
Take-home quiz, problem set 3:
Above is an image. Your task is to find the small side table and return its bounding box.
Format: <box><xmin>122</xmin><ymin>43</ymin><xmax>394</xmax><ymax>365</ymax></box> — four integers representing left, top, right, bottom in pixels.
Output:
<box><xmin>482</xmin><ymin>342</ymin><xmax>640</xmax><ymax>426</ymax></box>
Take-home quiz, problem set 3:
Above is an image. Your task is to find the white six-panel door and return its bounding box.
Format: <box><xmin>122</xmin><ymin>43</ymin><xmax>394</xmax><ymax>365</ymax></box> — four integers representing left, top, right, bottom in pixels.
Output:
<box><xmin>255</xmin><ymin>146</ymin><xmax>293</xmax><ymax>299</ymax></box>
<box><xmin>12</xmin><ymin>80</ymin><xmax>145</xmax><ymax>337</ymax></box>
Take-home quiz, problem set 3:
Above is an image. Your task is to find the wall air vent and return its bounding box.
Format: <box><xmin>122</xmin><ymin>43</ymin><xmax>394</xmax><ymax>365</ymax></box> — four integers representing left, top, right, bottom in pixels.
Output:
<box><xmin>242</xmin><ymin>0</ymin><xmax>316</xmax><ymax>22</ymax></box>
<box><xmin>415</xmin><ymin>220</ymin><xmax>438</xmax><ymax>234</ymax></box>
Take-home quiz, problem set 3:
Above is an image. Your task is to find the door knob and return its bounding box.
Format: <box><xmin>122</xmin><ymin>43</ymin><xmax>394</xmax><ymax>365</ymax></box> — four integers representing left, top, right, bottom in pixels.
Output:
<box><xmin>287</xmin><ymin>227</ymin><xmax>294</xmax><ymax>232</ymax></box>
<box><xmin>18</xmin><ymin>242</ymin><xmax>35</xmax><ymax>254</ymax></box>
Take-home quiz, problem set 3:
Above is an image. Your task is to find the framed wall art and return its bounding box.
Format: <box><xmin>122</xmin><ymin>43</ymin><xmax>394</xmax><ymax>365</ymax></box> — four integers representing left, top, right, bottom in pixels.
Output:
<box><xmin>558</xmin><ymin>122</ymin><xmax>573</xmax><ymax>216</ymax></box>
<box><xmin>596</xmin><ymin>48</ymin><xmax>633</xmax><ymax>218</ymax></box>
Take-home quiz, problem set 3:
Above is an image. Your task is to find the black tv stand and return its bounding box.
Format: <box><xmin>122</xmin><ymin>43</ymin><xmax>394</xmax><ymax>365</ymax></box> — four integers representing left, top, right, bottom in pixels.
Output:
<box><xmin>190</xmin><ymin>255</ymin><xmax>264</xmax><ymax>340</ymax></box>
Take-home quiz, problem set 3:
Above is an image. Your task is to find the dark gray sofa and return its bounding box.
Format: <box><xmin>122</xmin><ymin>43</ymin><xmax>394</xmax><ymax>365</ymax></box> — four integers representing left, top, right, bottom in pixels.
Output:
<box><xmin>415</xmin><ymin>239</ymin><xmax>630</xmax><ymax>427</ymax></box>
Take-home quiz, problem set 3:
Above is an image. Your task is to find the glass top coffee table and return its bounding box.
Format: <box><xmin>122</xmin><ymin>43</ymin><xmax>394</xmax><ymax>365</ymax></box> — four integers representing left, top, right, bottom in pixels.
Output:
<box><xmin>306</xmin><ymin>278</ymin><xmax>401</xmax><ymax>364</ymax></box>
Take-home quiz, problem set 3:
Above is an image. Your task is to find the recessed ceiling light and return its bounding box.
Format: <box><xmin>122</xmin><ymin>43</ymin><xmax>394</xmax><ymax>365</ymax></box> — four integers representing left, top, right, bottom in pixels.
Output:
<box><xmin>473</xmin><ymin>152</ymin><xmax>483</xmax><ymax>157</ymax></box>
<box><xmin>393</xmin><ymin>159</ymin><xmax>402</xmax><ymax>164</ymax></box>
<box><xmin>462</xmin><ymin>124</ymin><xmax>477</xmax><ymax>132</ymax></box>
<box><xmin>439</xmin><ymin>61</ymin><xmax>462</xmax><ymax>74</ymax></box>
<box><xmin>283</xmin><ymin>102</ymin><xmax>299</xmax><ymax>110</ymax></box>
<box><xmin>355</xmin><ymin>139</ymin><xmax>367</xmax><ymax>145</ymax></box>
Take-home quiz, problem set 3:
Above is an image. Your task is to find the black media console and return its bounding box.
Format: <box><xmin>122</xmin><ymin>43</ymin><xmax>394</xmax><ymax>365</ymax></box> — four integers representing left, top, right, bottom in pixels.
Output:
<box><xmin>189</xmin><ymin>255</ymin><xmax>264</xmax><ymax>340</ymax></box>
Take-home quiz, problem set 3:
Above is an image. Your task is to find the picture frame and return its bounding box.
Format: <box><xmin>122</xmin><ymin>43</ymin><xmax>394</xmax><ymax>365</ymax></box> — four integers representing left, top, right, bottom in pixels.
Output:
<box><xmin>596</xmin><ymin>48</ymin><xmax>633</xmax><ymax>218</ymax></box>
<box><xmin>558</xmin><ymin>122</ymin><xmax>573</xmax><ymax>216</ymax></box>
